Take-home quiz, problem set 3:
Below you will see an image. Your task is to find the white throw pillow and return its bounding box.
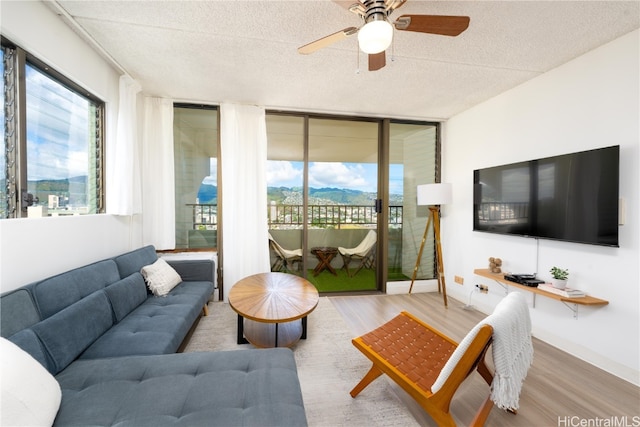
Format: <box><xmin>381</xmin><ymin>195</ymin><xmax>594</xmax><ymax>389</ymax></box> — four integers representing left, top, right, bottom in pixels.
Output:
<box><xmin>140</xmin><ymin>258</ymin><xmax>182</xmax><ymax>296</ymax></box>
<box><xmin>1</xmin><ymin>337</ymin><xmax>62</xmax><ymax>426</ymax></box>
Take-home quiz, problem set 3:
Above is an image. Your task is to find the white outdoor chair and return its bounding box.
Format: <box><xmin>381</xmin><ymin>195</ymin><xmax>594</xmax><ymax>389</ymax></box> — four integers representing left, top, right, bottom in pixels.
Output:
<box><xmin>338</xmin><ymin>230</ymin><xmax>377</xmax><ymax>277</ymax></box>
<box><xmin>268</xmin><ymin>233</ymin><xmax>303</xmax><ymax>274</ymax></box>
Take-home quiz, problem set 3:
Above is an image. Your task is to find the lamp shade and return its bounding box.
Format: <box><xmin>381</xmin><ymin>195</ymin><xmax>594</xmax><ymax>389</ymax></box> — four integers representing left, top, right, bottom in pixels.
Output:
<box><xmin>358</xmin><ymin>20</ymin><xmax>393</xmax><ymax>54</ymax></box>
<box><xmin>417</xmin><ymin>183</ymin><xmax>452</xmax><ymax>206</ymax></box>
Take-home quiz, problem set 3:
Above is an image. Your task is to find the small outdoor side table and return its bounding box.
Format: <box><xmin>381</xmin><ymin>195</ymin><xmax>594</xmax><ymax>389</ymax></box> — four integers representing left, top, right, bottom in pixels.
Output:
<box><xmin>311</xmin><ymin>246</ymin><xmax>338</xmax><ymax>276</ymax></box>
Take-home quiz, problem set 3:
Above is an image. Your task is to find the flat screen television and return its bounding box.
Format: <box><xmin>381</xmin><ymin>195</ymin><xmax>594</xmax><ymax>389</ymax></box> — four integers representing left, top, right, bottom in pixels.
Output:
<box><xmin>473</xmin><ymin>145</ymin><xmax>619</xmax><ymax>247</ymax></box>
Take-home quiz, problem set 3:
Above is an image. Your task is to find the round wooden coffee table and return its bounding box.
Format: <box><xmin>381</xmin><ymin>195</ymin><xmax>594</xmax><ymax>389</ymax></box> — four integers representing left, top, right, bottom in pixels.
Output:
<box><xmin>228</xmin><ymin>272</ymin><xmax>319</xmax><ymax>348</ymax></box>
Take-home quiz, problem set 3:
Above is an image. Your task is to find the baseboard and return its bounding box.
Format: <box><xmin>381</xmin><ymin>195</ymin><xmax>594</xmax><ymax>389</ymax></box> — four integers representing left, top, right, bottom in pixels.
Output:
<box><xmin>533</xmin><ymin>328</ymin><xmax>640</xmax><ymax>387</ymax></box>
<box><xmin>386</xmin><ymin>279</ymin><xmax>439</xmax><ymax>294</ymax></box>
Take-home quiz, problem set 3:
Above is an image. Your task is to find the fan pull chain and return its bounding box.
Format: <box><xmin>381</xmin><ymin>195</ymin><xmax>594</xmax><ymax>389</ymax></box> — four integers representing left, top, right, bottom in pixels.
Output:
<box><xmin>355</xmin><ymin>44</ymin><xmax>361</xmax><ymax>74</ymax></box>
<box><xmin>391</xmin><ymin>36</ymin><xmax>395</xmax><ymax>63</ymax></box>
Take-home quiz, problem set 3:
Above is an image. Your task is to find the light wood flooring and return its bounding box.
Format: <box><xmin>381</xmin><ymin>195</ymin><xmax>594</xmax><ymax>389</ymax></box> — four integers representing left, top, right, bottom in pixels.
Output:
<box><xmin>330</xmin><ymin>292</ymin><xmax>640</xmax><ymax>426</ymax></box>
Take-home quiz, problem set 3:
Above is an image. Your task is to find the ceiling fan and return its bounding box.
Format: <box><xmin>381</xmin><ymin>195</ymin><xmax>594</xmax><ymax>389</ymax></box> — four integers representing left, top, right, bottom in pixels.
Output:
<box><xmin>298</xmin><ymin>0</ymin><xmax>470</xmax><ymax>71</ymax></box>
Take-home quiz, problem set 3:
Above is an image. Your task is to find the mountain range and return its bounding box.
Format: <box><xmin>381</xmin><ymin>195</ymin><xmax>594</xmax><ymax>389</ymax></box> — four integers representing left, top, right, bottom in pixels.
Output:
<box><xmin>198</xmin><ymin>184</ymin><xmax>403</xmax><ymax>206</ymax></box>
<box><xmin>16</xmin><ymin>178</ymin><xmax>403</xmax><ymax>207</ymax></box>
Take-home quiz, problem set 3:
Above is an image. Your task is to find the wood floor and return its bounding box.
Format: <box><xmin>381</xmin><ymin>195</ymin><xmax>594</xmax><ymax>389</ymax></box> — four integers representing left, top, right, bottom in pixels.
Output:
<box><xmin>330</xmin><ymin>292</ymin><xmax>640</xmax><ymax>426</ymax></box>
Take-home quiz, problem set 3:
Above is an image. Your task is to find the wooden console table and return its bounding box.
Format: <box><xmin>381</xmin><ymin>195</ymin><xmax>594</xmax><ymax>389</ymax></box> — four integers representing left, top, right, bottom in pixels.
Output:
<box><xmin>473</xmin><ymin>268</ymin><xmax>608</xmax><ymax>319</ymax></box>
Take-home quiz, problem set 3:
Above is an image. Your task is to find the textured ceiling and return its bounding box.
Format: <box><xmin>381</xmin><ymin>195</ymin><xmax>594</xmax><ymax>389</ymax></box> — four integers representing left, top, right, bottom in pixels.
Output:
<box><xmin>50</xmin><ymin>0</ymin><xmax>640</xmax><ymax>121</ymax></box>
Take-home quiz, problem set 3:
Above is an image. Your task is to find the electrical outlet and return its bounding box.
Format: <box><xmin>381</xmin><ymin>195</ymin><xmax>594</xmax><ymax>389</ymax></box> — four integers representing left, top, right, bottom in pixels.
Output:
<box><xmin>475</xmin><ymin>284</ymin><xmax>489</xmax><ymax>294</ymax></box>
<box><xmin>454</xmin><ymin>275</ymin><xmax>464</xmax><ymax>285</ymax></box>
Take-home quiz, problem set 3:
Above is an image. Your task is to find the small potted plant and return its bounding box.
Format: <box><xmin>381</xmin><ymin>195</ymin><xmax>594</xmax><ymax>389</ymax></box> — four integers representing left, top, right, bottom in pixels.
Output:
<box><xmin>549</xmin><ymin>267</ymin><xmax>569</xmax><ymax>289</ymax></box>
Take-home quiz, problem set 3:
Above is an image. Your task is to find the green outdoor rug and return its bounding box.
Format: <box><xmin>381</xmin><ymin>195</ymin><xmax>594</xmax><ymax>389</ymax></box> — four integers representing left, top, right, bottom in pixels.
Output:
<box><xmin>305</xmin><ymin>268</ymin><xmax>377</xmax><ymax>293</ymax></box>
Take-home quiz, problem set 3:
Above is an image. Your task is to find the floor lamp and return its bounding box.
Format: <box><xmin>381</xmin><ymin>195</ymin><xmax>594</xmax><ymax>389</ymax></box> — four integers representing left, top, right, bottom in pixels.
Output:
<box><xmin>409</xmin><ymin>183</ymin><xmax>452</xmax><ymax>307</ymax></box>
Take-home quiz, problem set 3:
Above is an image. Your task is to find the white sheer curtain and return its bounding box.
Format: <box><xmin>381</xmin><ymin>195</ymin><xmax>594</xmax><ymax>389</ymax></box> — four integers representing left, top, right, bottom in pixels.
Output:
<box><xmin>140</xmin><ymin>97</ymin><xmax>175</xmax><ymax>249</ymax></box>
<box><xmin>220</xmin><ymin>103</ymin><xmax>270</xmax><ymax>301</ymax></box>
<box><xmin>107</xmin><ymin>75</ymin><xmax>141</xmax><ymax>215</ymax></box>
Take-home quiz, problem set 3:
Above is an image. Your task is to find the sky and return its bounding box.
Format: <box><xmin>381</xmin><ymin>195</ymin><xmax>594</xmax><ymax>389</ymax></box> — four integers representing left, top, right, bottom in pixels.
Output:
<box><xmin>25</xmin><ymin>64</ymin><xmax>91</xmax><ymax>181</ymax></box>
<box><xmin>204</xmin><ymin>159</ymin><xmax>403</xmax><ymax>195</ymax></box>
<box><xmin>267</xmin><ymin>161</ymin><xmax>404</xmax><ymax>195</ymax></box>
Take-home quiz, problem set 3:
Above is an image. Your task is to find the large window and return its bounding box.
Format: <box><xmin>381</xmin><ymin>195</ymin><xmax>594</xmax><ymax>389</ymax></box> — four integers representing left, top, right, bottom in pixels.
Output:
<box><xmin>1</xmin><ymin>39</ymin><xmax>104</xmax><ymax>219</ymax></box>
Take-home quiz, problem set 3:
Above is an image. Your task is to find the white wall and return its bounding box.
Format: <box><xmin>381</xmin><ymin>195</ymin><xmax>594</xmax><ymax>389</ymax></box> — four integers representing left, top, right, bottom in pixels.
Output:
<box><xmin>0</xmin><ymin>215</ymin><xmax>134</xmax><ymax>290</ymax></box>
<box><xmin>442</xmin><ymin>30</ymin><xmax>639</xmax><ymax>385</ymax></box>
<box><xmin>0</xmin><ymin>1</ymin><xmax>138</xmax><ymax>292</ymax></box>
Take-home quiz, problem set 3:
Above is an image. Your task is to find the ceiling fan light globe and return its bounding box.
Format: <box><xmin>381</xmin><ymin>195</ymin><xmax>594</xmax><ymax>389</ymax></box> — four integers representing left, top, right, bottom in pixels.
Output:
<box><xmin>358</xmin><ymin>20</ymin><xmax>393</xmax><ymax>54</ymax></box>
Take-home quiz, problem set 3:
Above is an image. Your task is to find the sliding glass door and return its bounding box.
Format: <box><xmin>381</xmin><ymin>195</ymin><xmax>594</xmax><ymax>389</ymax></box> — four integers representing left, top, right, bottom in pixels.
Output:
<box><xmin>265</xmin><ymin>115</ymin><xmax>305</xmax><ymax>273</ymax></box>
<box><xmin>306</xmin><ymin>118</ymin><xmax>379</xmax><ymax>292</ymax></box>
<box><xmin>266</xmin><ymin>114</ymin><xmax>380</xmax><ymax>291</ymax></box>
<box><xmin>265</xmin><ymin>113</ymin><xmax>440</xmax><ymax>293</ymax></box>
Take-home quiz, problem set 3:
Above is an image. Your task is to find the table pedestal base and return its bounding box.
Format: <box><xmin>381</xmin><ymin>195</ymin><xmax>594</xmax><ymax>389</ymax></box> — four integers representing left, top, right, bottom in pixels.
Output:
<box><xmin>237</xmin><ymin>315</ymin><xmax>308</xmax><ymax>348</ymax></box>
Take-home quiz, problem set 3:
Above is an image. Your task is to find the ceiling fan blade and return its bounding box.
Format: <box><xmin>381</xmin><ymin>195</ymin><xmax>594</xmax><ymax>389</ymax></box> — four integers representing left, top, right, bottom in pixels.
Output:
<box><xmin>385</xmin><ymin>0</ymin><xmax>407</xmax><ymax>13</ymax></box>
<box><xmin>394</xmin><ymin>15</ymin><xmax>470</xmax><ymax>36</ymax></box>
<box><xmin>368</xmin><ymin>51</ymin><xmax>386</xmax><ymax>71</ymax></box>
<box><xmin>298</xmin><ymin>27</ymin><xmax>358</xmax><ymax>55</ymax></box>
<box><xmin>332</xmin><ymin>0</ymin><xmax>358</xmax><ymax>10</ymax></box>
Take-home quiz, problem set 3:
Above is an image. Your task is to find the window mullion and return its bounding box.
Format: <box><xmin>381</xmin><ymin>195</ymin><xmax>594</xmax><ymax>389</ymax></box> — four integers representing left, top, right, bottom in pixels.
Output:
<box><xmin>14</xmin><ymin>47</ymin><xmax>27</xmax><ymax>218</ymax></box>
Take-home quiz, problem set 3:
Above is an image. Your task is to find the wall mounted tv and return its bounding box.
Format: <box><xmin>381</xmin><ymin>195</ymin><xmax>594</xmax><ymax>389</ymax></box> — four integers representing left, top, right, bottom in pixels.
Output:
<box><xmin>473</xmin><ymin>145</ymin><xmax>619</xmax><ymax>247</ymax></box>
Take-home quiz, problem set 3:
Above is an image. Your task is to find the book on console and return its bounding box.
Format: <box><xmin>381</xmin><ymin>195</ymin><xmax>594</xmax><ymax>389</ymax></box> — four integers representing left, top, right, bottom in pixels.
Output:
<box><xmin>537</xmin><ymin>283</ymin><xmax>586</xmax><ymax>298</ymax></box>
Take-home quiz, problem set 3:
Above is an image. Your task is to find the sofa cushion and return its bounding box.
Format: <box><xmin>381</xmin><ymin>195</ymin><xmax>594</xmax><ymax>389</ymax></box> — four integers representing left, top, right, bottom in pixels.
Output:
<box><xmin>81</xmin><ymin>281</ymin><xmax>213</xmax><ymax>359</ymax></box>
<box><xmin>54</xmin><ymin>349</ymin><xmax>308</xmax><ymax>427</ymax></box>
<box><xmin>7</xmin><ymin>328</ymin><xmax>55</xmax><ymax>373</ymax></box>
<box><xmin>167</xmin><ymin>259</ymin><xmax>214</xmax><ymax>282</ymax></box>
<box><xmin>104</xmin><ymin>272</ymin><xmax>148</xmax><ymax>322</ymax></box>
<box><xmin>1</xmin><ymin>286</ymin><xmax>40</xmax><ymax>338</ymax></box>
<box><xmin>114</xmin><ymin>245</ymin><xmax>158</xmax><ymax>279</ymax></box>
<box><xmin>32</xmin><ymin>291</ymin><xmax>113</xmax><ymax>374</ymax></box>
<box><xmin>1</xmin><ymin>337</ymin><xmax>62</xmax><ymax>427</ymax></box>
<box><xmin>32</xmin><ymin>260</ymin><xmax>120</xmax><ymax>319</ymax></box>
<box><xmin>141</xmin><ymin>258</ymin><xmax>182</xmax><ymax>296</ymax></box>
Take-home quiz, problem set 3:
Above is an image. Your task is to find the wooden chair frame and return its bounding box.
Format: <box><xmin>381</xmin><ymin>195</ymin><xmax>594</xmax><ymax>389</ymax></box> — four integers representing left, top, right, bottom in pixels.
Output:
<box><xmin>338</xmin><ymin>230</ymin><xmax>377</xmax><ymax>277</ymax></box>
<box><xmin>269</xmin><ymin>236</ymin><xmax>302</xmax><ymax>274</ymax></box>
<box><xmin>350</xmin><ymin>311</ymin><xmax>500</xmax><ymax>427</ymax></box>
<box><xmin>340</xmin><ymin>245</ymin><xmax>376</xmax><ymax>277</ymax></box>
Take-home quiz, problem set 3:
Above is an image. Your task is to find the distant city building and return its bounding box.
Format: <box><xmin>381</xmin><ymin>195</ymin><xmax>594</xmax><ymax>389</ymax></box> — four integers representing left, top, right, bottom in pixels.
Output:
<box><xmin>48</xmin><ymin>195</ymin><xmax>59</xmax><ymax>209</ymax></box>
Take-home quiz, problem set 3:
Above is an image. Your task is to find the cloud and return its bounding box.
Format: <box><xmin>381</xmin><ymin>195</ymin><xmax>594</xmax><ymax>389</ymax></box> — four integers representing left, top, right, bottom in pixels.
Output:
<box><xmin>267</xmin><ymin>161</ymin><xmax>302</xmax><ymax>186</ymax></box>
<box><xmin>309</xmin><ymin>162</ymin><xmax>371</xmax><ymax>190</ymax></box>
<box><xmin>26</xmin><ymin>134</ymin><xmax>88</xmax><ymax>180</ymax></box>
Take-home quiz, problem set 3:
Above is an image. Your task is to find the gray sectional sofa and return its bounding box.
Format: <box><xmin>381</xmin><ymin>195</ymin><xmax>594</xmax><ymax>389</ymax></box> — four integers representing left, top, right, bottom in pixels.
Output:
<box><xmin>0</xmin><ymin>245</ymin><xmax>307</xmax><ymax>426</ymax></box>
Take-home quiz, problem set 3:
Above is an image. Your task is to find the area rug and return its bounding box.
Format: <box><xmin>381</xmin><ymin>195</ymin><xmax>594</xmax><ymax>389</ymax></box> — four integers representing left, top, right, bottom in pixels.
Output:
<box><xmin>183</xmin><ymin>297</ymin><xmax>420</xmax><ymax>427</ymax></box>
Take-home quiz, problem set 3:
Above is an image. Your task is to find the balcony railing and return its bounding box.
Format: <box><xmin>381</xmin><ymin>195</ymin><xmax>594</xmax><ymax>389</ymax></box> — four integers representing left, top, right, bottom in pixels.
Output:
<box><xmin>187</xmin><ymin>204</ymin><xmax>218</xmax><ymax>230</ymax></box>
<box><xmin>476</xmin><ymin>202</ymin><xmax>529</xmax><ymax>224</ymax></box>
<box><xmin>187</xmin><ymin>203</ymin><xmax>403</xmax><ymax>230</ymax></box>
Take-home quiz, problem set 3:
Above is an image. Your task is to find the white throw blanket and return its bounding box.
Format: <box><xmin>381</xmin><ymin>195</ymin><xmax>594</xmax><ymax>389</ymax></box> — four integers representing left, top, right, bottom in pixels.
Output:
<box><xmin>485</xmin><ymin>292</ymin><xmax>533</xmax><ymax>410</ymax></box>
<box><xmin>431</xmin><ymin>292</ymin><xmax>533</xmax><ymax>411</ymax></box>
